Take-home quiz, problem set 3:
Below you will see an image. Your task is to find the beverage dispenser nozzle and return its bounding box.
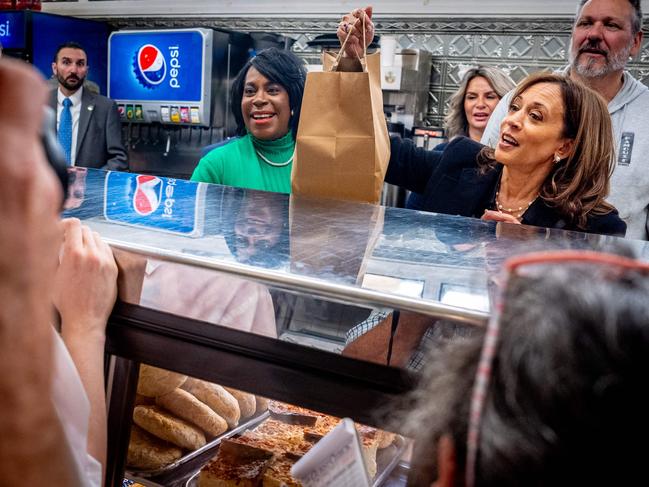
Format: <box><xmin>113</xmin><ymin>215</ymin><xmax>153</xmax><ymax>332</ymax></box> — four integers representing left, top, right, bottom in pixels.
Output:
<box><xmin>163</xmin><ymin>132</ymin><xmax>171</xmax><ymax>157</ymax></box>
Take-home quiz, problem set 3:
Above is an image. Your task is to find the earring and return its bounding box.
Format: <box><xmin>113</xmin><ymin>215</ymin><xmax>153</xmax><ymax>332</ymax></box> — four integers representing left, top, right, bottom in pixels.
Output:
<box><xmin>554</xmin><ymin>154</ymin><xmax>561</xmax><ymax>164</ymax></box>
<box><xmin>291</xmin><ymin>109</ymin><xmax>294</xmax><ymax>116</ymax></box>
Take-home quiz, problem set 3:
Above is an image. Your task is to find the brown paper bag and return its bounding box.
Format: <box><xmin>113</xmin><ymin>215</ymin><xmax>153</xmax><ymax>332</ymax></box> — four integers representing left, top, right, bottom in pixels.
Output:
<box><xmin>292</xmin><ymin>33</ymin><xmax>390</xmax><ymax>204</ymax></box>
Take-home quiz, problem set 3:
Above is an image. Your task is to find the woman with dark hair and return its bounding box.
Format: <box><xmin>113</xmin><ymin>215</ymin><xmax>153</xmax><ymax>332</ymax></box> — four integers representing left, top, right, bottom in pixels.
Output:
<box><xmin>402</xmin><ymin>250</ymin><xmax>649</xmax><ymax>487</ymax></box>
<box><xmin>191</xmin><ymin>48</ymin><xmax>306</xmax><ymax>193</ymax></box>
<box><xmin>339</xmin><ymin>9</ymin><xmax>625</xmax><ymax>236</ymax></box>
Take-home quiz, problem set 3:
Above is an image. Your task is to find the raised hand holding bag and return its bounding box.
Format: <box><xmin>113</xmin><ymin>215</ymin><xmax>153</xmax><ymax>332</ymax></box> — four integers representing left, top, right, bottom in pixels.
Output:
<box><xmin>292</xmin><ymin>16</ymin><xmax>390</xmax><ymax>204</ymax></box>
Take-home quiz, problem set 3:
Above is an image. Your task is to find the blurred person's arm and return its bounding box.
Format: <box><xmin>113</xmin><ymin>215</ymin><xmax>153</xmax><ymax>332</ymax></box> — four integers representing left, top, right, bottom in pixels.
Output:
<box><xmin>54</xmin><ymin>218</ymin><xmax>118</xmax><ymax>476</ymax></box>
<box><xmin>0</xmin><ymin>58</ymin><xmax>76</xmax><ymax>485</ymax></box>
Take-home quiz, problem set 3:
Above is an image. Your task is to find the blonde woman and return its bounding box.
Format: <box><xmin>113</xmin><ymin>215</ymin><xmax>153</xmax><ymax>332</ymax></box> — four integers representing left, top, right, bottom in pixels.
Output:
<box><xmin>444</xmin><ymin>66</ymin><xmax>516</xmax><ymax>144</ymax></box>
<box><xmin>408</xmin><ymin>66</ymin><xmax>515</xmax><ymax>209</ymax></box>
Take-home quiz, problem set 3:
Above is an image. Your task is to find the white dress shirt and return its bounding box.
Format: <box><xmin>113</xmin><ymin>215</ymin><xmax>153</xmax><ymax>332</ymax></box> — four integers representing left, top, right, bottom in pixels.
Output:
<box><xmin>52</xmin><ymin>328</ymin><xmax>102</xmax><ymax>487</ymax></box>
<box><xmin>56</xmin><ymin>87</ymin><xmax>83</xmax><ymax>166</ymax></box>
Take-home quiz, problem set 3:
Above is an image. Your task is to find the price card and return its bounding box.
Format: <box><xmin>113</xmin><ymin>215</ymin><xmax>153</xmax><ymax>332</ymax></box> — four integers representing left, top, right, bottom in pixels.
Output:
<box><xmin>291</xmin><ymin>418</ymin><xmax>371</xmax><ymax>487</ymax></box>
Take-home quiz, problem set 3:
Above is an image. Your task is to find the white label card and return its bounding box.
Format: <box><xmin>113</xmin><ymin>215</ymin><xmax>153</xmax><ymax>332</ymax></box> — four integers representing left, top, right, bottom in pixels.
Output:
<box><xmin>291</xmin><ymin>418</ymin><xmax>371</xmax><ymax>487</ymax></box>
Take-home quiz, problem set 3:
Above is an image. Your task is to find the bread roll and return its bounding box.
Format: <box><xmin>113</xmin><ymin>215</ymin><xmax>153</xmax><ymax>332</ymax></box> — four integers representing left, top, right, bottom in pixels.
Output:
<box><xmin>137</xmin><ymin>365</ymin><xmax>187</xmax><ymax>397</ymax></box>
<box><xmin>156</xmin><ymin>388</ymin><xmax>228</xmax><ymax>438</ymax></box>
<box><xmin>224</xmin><ymin>387</ymin><xmax>257</xmax><ymax>419</ymax></box>
<box><xmin>183</xmin><ymin>378</ymin><xmax>241</xmax><ymax>428</ymax></box>
<box><xmin>126</xmin><ymin>425</ymin><xmax>182</xmax><ymax>470</ymax></box>
<box><xmin>377</xmin><ymin>430</ymin><xmax>396</xmax><ymax>449</ymax></box>
<box><xmin>133</xmin><ymin>405</ymin><xmax>206</xmax><ymax>450</ymax></box>
<box><xmin>255</xmin><ymin>396</ymin><xmax>269</xmax><ymax>414</ymax></box>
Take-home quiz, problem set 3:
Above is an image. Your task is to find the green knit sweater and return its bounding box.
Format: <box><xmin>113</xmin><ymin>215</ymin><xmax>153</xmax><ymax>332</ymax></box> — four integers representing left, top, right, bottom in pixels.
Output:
<box><xmin>191</xmin><ymin>132</ymin><xmax>295</xmax><ymax>194</ymax></box>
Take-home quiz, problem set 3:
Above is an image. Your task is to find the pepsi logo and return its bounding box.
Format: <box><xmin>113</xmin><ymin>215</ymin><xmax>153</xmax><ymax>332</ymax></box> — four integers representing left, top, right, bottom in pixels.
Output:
<box><xmin>135</xmin><ymin>44</ymin><xmax>167</xmax><ymax>87</ymax></box>
<box><xmin>133</xmin><ymin>175</ymin><xmax>163</xmax><ymax>215</ymax></box>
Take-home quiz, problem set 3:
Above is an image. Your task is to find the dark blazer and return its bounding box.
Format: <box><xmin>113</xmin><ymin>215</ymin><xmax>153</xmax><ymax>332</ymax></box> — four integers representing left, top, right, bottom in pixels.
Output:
<box><xmin>387</xmin><ymin>136</ymin><xmax>626</xmax><ymax>237</ymax></box>
<box><xmin>49</xmin><ymin>88</ymin><xmax>128</xmax><ymax>171</ymax></box>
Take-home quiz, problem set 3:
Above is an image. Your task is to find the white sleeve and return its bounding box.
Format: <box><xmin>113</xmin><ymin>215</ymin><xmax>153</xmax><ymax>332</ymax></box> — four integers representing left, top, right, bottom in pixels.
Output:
<box><xmin>51</xmin><ymin>329</ymin><xmax>103</xmax><ymax>487</ymax></box>
<box><xmin>480</xmin><ymin>90</ymin><xmax>514</xmax><ymax>148</ymax></box>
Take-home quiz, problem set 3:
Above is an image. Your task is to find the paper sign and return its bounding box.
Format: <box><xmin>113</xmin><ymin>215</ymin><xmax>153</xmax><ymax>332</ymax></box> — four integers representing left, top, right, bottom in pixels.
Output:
<box><xmin>291</xmin><ymin>418</ymin><xmax>371</xmax><ymax>487</ymax></box>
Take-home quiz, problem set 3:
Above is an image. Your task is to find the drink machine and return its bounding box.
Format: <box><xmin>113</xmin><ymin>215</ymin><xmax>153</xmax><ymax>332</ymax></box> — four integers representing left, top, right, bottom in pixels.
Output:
<box><xmin>108</xmin><ymin>29</ymin><xmax>214</xmax><ymax>127</ymax></box>
<box><xmin>107</xmin><ymin>28</ymin><xmax>252</xmax><ymax>177</ymax></box>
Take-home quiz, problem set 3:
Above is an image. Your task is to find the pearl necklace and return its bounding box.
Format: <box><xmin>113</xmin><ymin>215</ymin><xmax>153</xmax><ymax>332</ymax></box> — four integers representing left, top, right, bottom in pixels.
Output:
<box><xmin>495</xmin><ymin>190</ymin><xmax>537</xmax><ymax>218</ymax></box>
<box><xmin>255</xmin><ymin>149</ymin><xmax>294</xmax><ymax>167</ymax></box>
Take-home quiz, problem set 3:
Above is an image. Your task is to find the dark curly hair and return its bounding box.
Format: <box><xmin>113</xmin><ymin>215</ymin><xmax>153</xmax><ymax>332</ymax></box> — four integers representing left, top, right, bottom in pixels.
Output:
<box><xmin>230</xmin><ymin>47</ymin><xmax>306</xmax><ymax>140</ymax></box>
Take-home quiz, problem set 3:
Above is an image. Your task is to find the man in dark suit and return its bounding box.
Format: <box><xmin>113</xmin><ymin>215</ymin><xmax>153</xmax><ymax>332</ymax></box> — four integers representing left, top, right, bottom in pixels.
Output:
<box><xmin>50</xmin><ymin>41</ymin><xmax>128</xmax><ymax>171</ymax></box>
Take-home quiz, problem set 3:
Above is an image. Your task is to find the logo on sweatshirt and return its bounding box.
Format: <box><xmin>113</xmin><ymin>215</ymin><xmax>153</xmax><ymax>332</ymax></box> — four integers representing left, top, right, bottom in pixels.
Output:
<box><xmin>618</xmin><ymin>132</ymin><xmax>635</xmax><ymax>166</ymax></box>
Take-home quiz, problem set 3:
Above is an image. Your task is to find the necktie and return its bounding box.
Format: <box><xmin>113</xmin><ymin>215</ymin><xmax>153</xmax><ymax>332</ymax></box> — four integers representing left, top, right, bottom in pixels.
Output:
<box><xmin>58</xmin><ymin>97</ymin><xmax>73</xmax><ymax>165</ymax></box>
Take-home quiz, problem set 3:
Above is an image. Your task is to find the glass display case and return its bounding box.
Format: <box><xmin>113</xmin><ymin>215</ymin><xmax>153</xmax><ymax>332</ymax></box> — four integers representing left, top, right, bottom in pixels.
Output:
<box><xmin>65</xmin><ymin>167</ymin><xmax>649</xmax><ymax>486</ymax></box>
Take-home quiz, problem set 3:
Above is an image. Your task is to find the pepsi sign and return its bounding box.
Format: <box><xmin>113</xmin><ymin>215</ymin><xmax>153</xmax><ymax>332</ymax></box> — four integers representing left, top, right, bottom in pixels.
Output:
<box><xmin>135</xmin><ymin>45</ymin><xmax>167</xmax><ymax>87</ymax></box>
<box><xmin>104</xmin><ymin>172</ymin><xmax>206</xmax><ymax>237</ymax></box>
<box><xmin>0</xmin><ymin>12</ymin><xmax>26</xmax><ymax>50</ymax></box>
<box><xmin>108</xmin><ymin>29</ymin><xmax>210</xmax><ymax>103</ymax></box>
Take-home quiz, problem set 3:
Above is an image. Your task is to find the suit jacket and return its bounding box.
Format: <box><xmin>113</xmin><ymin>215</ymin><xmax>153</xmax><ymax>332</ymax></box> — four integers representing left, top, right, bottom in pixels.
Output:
<box><xmin>387</xmin><ymin>136</ymin><xmax>626</xmax><ymax>237</ymax></box>
<box><xmin>49</xmin><ymin>88</ymin><xmax>128</xmax><ymax>171</ymax></box>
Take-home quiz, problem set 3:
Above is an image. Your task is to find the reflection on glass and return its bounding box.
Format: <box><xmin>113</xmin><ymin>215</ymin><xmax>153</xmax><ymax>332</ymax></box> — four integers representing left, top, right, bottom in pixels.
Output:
<box><xmin>226</xmin><ymin>192</ymin><xmax>289</xmax><ymax>268</ymax></box>
<box><xmin>63</xmin><ymin>166</ymin><xmax>88</xmax><ymax>210</ymax></box>
<box><xmin>439</xmin><ymin>283</ymin><xmax>489</xmax><ymax>312</ymax></box>
<box><xmin>138</xmin><ymin>258</ymin><xmax>277</xmax><ymax>338</ymax></box>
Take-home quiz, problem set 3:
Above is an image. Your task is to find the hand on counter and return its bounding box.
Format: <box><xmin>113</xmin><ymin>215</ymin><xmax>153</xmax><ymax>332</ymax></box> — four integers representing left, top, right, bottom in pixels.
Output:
<box><xmin>53</xmin><ymin>217</ymin><xmax>118</xmax><ymax>473</ymax></box>
<box><xmin>337</xmin><ymin>6</ymin><xmax>374</xmax><ymax>59</ymax></box>
<box><xmin>481</xmin><ymin>209</ymin><xmax>522</xmax><ymax>225</ymax></box>
<box><xmin>54</xmin><ymin>217</ymin><xmax>118</xmax><ymax>341</ymax></box>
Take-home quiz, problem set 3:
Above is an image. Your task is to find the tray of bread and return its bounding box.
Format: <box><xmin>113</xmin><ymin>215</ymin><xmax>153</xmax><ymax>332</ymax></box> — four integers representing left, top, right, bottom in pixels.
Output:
<box><xmin>125</xmin><ymin>365</ymin><xmax>270</xmax><ymax>483</ymax></box>
<box><xmin>185</xmin><ymin>401</ymin><xmax>407</xmax><ymax>487</ymax></box>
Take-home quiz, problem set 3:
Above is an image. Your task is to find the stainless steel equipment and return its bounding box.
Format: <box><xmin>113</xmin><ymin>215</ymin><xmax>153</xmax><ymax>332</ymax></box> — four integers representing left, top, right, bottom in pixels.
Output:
<box><xmin>381</xmin><ymin>49</ymin><xmax>432</xmax><ymax>131</ymax></box>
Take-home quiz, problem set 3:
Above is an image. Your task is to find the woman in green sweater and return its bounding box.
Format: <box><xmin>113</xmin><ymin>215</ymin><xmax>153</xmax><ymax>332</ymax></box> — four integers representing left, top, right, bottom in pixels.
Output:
<box><xmin>191</xmin><ymin>48</ymin><xmax>307</xmax><ymax>194</ymax></box>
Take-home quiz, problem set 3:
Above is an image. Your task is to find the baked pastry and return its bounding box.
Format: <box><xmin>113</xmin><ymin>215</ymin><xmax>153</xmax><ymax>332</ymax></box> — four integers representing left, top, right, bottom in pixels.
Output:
<box><xmin>239</xmin><ymin>420</ymin><xmax>314</xmax><ymax>457</ymax></box>
<box><xmin>356</xmin><ymin>424</ymin><xmax>379</xmax><ymax>479</ymax></box>
<box><xmin>126</xmin><ymin>425</ymin><xmax>183</xmax><ymax>470</ymax></box>
<box><xmin>183</xmin><ymin>378</ymin><xmax>241</xmax><ymax>429</ymax></box>
<box><xmin>137</xmin><ymin>365</ymin><xmax>187</xmax><ymax>397</ymax></box>
<box><xmin>255</xmin><ymin>396</ymin><xmax>270</xmax><ymax>414</ymax></box>
<box><xmin>263</xmin><ymin>454</ymin><xmax>301</xmax><ymax>487</ymax></box>
<box><xmin>225</xmin><ymin>387</ymin><xmax>257</xmax><ymax>419</ymax></box>
<box><xmin>133</xmin><ymin>405</ymin><xmax>206</xmax><ymax>450</ymax></box>
<box><xmin>377</xmin><ymin>430</ymin><xmax>396</xmax><ymax>449</ymax></box>
<box><xmin>156</xmin><ymin>388</ymin><xmax>228</xmax><ymax>438</ymax></box>
<box><xmin>198</xmin><ymin>439</ymin><xmax>274</xmax><ymax>487</ymax></box>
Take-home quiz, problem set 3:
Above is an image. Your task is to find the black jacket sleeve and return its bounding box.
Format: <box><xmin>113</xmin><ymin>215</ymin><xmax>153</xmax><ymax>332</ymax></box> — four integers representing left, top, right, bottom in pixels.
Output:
<box><xmin>386</xmin><ymin>136</ymin><xmax>443</xmax><ymax>194</ymax></box>
<box><xmin>586</xmin><ymin>211</ymin><xmax>627</xmax><ymax>237</ymax></box>
<box><xmin>103</xmin><ymin>101</ymin><xmax>128</xmax><ymax>171</ymax></box>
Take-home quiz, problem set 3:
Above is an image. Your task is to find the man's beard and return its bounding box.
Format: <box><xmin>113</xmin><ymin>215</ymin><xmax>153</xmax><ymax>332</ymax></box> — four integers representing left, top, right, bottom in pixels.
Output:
<box><xmin>57</xmin><ymin>72</ymin><xmax>85</xmax><ymax>92</ymax></box>
<box><xmin>569</xmin><ymin>38</ymin><xmax>634</xmax><ymax>78</ymax></box>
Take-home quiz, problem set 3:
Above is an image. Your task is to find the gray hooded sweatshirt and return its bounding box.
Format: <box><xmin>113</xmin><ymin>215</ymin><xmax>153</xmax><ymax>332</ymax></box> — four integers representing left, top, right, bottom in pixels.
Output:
<box><xmin>481</xmin><ymin>69</ymin><xmax>649</xmax><ymax>240</ymax></box>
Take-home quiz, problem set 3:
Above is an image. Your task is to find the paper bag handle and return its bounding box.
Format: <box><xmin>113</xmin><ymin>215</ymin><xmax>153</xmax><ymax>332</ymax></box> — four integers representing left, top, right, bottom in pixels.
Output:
<box><xmin>331</xmin><ymin>12</ymin><xmax>368</xmax><ymax>72</ymax></box>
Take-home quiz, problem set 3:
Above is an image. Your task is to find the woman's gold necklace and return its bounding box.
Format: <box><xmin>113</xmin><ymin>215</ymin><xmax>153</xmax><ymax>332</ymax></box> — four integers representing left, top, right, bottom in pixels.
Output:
<box><xmin>255</xmin><ymin>149</ymin><xmax>294</xmax><ymax>167</ymax></box>
<box><xmin>495</xmin><ymin>190</ymin><xmax>537</xmax><ymax>219</ymax></box>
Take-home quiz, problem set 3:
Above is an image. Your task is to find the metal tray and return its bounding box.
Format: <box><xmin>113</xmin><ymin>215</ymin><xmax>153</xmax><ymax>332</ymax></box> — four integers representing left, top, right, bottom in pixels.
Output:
<box><xmin>126</xmin><ymin>411</ymin><xmax>269</xmax><ymax>485</ymax></box>
<box><xmin>184</xmin><ymin>433</ymin><xmax>408</xmax><ymax>487</ymax></box>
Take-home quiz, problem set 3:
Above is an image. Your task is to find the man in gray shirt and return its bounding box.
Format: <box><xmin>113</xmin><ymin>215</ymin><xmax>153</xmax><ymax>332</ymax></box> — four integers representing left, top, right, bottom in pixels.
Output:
<box><xmin>482</xmin><ymin>0</ymin><xmax>648</xmax><ymax>239</ymax></box>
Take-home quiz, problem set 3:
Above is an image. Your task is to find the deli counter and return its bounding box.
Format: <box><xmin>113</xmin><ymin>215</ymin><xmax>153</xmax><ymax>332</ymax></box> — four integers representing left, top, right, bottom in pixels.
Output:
<box><xmin>64</xmin><ymin>168</ymin><xmax>649</xmax><ymax>487</ymax></box>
